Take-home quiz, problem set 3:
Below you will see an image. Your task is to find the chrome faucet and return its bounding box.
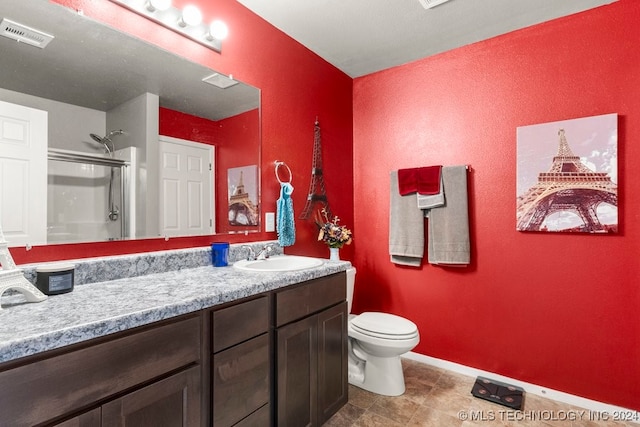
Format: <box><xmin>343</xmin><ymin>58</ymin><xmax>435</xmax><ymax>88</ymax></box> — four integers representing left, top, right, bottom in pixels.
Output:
<box><xmin>241</xmin><ymin>245</ymin><xmax>256</xmax><ymax>261</ymax></box>
<box><xmin>256</xmin><ymin>244</ymin><xmax>275</xmax><ymax>260</ymax></box>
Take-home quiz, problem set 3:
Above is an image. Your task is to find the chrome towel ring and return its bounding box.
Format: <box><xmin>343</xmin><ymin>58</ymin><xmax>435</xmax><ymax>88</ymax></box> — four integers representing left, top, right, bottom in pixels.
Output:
<box><xmin>275</xmin><ymin>160</ymin><xmax>292</xmax><ymax>184</ymax></box>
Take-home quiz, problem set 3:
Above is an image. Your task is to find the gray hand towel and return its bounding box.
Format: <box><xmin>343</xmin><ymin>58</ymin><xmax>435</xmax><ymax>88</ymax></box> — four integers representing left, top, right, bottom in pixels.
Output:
<box><xmin>427</xmin><ymin>165</ymin><xmax>470</xmax><ymax>265</ymax></box>
<box><xmin>418</xmin><ymin>177</ymin><xmax>445</xmax><ymax>214</ymax></box>
<box><xmin>389</xmin><ymin>171</ymin><xmax>424</xmax><ymax>267</ymax></box>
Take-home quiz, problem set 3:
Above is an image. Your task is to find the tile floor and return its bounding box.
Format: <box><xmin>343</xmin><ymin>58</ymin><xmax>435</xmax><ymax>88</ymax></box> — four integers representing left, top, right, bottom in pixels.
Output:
<box><xmin>325</xmin><ymin>358</ymin><xmax>638</xmax><ymax>427</ymax></box>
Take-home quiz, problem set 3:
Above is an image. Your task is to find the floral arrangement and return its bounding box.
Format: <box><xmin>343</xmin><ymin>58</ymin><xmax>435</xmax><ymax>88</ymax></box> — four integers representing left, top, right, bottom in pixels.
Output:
<box><xmin>316</xmin><ymin>208</ymin><xmax>353</xmax><ymax>249</ymax></box>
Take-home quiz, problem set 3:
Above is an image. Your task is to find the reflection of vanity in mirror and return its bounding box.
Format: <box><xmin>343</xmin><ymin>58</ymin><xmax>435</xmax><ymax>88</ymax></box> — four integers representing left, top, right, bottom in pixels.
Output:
<box><xmin>0</xmin><ymin>0</ymin><xmax>260</xmax><ymax>247</ymax></box>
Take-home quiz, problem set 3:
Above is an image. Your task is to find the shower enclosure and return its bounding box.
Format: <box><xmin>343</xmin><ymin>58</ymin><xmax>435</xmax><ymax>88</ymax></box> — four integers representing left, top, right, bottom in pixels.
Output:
<box><xmin>47</xmin><ymin>148</ymin><xmax>131</xmax><ymax>243</ymax></box>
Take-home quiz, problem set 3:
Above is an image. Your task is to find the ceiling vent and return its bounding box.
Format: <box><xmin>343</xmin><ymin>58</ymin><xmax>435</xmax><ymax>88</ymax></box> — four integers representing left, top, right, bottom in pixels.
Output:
<box><xmin>202</xmin><ymin>73</ymin><xmax>239</xmax><ymax>89</ymax></box>
<box><xmin>0</xmin><ymin>18</ymin><xmax>54</xmax><ymax>48</ymax></box>
<box><xmin>418</xmin><ymin>0</ymin><xmax>452</xmax><ymax>9</ymax></box>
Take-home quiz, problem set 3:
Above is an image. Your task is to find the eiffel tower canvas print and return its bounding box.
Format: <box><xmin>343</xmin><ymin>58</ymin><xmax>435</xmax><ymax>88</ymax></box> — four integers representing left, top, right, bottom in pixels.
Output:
<box><xmin>228</xmin><ymin>165</ymin><xmax>259</xmax><ymax>227</ymax></box>
<box><xmin>516</xmin><ymin>113</ymin><xmax>618</xmax><ymax>233</ymax></box>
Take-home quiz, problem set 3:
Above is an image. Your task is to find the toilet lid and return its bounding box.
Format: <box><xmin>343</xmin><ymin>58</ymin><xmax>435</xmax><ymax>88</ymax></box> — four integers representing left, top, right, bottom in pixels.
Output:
<box><xmin>351</xmin><ymin>312</ymin><xmax>418</xmax><ymax>339</ymax></box>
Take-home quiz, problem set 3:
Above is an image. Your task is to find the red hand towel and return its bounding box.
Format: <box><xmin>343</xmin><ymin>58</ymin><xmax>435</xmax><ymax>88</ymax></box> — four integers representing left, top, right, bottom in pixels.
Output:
<box><xmin>397</xmin><ymin>166</ymin><xmax>442</xmax><ymax>196</ymax></box>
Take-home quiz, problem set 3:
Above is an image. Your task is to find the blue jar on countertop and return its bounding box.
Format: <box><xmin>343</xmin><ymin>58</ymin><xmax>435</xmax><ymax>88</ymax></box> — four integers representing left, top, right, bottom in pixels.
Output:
<box><xmin>211</xmin><ymin>242</ymin><xmax>230</xmax><ymax>267</ymax></box>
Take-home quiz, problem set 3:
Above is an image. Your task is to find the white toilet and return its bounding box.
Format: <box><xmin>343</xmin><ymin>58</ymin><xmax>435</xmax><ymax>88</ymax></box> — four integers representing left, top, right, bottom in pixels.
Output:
<box><xmin>346</xmin><ymin>267</ymin><xmax>420</xmax><ymax>396</ymax></box>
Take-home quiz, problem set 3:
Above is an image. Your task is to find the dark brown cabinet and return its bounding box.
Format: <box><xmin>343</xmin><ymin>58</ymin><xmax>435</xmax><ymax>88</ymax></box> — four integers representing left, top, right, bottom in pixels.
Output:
<box><xmin>0</xmin><ymin>315</ymin><xmax>202</xmax><ymax>427</ymax></box>
<box><xmin>275</xmin><ymin>274</ymin><xmax>348</xmax><ymax>427</ymax></box>
<box><xmin>317</xmin><ymin>302</ymin><xmax>349</xmax><ymax>424</ymax></box>
<box><xmin>102</xmin><ymin>366</ymin><xmax>201</xmax><ymax>426</ymax></box>
<box><xmin>212</xmin><ymin>295</ymin><xmax>270</xmax><ymax>427</ymax></box>
<box><xmin>52</xmin><ymin>409</ymin><xmax>101</xmax><ymax>427</ymax></box>
<box><xmin>0</xmin><ymin>272</ymin><xmax>347</xmax><ymax>427</ymax></box>
<box><xmin>277</xmin><ymin>314</ymin><xmax>318</xmax><ymax>427</ymax></box>
<box><xmin>51</xmin><ymin>367</ymin><xmax>201</xmax><ymax>427</ymax></box>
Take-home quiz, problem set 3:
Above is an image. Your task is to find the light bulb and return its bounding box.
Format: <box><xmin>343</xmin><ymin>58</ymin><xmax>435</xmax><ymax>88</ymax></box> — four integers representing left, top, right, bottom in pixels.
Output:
<box><xmin>179</xmin><ymin>5</ymin><xmax>202</xmax><ymax>27</ymax></box>
<box><xmin>208</xmin><ymin>20</ymin><xmax>228</xmax><ymax>41</ymax></box>
<box><xmin>145</xmin><ymin>0</ymin><xmax>171</xmax><ymax>12</ymax></box>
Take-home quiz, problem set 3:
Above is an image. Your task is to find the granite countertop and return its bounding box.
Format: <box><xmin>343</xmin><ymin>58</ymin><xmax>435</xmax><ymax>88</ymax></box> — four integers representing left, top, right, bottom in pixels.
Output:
<box><xmin>0</xmin><ymin>259</ymin><xmax>350</xmax><ymax>365</ymax></box>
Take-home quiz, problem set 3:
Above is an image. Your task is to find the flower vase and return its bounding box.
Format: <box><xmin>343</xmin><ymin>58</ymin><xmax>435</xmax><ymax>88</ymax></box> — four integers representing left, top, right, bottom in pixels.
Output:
<box><xmin>329</xmin><ymin>247</ymin><xmax>340</xmax><ymax>261</ymax></box>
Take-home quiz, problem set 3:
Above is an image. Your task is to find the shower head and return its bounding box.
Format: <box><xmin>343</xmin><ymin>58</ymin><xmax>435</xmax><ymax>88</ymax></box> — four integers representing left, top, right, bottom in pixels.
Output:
<box><xmin>90</xmin><ymin>133</ymin><xmax>104</xmax><ymax>143</ymax></box>
<box><xmin>90</xmin><ymin>129</ymin><xmax>125</xmax><ymax>143</ymax></box>
<box><xmin>89</xmin><ymin>129</ymin><xmax>125</xmax><ymax>156</ymax></box>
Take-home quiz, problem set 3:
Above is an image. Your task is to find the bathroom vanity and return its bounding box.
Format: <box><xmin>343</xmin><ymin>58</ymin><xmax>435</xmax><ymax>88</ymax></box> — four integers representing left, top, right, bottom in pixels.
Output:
<box><xmin>0</xmin><ymin>251</ymin><xmax>349</xmax><ymax>427</ymax></box>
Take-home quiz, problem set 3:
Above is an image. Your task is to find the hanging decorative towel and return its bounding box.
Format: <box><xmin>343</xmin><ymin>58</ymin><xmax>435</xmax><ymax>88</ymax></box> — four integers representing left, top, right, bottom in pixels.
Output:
<box><xmin>397</xmin><ymin>166</ymin><xmax>442</xmax><ymax>196</ymax></box>
<box><xmin>277</xmin><ymin>182</ymin><xmax>296</xmax><ymax>246</ymax></box>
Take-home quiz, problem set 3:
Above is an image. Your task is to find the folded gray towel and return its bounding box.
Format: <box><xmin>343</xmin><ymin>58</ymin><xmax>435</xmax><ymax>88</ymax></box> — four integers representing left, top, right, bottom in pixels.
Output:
<box><xmin>427</xmin><ymin>165</ymin><xmax>470</xmax><ymax>265</ymax></box>
<box><xmin>418</xmin><ymin>177</ymin><xmax>445</xmax><ymax>214</ymax></box>
<box><xmin>389</xmin><ymin>171</ymin><xmax>424</xmax><ymax>267</ymax></box>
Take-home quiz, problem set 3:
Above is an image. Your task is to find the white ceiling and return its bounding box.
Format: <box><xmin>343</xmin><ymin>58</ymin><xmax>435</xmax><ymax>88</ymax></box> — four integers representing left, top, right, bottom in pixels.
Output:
<box><xmin>237</xmin><ymin>0</ymin><xmax>616</xmax><ymax>78</ymax></box>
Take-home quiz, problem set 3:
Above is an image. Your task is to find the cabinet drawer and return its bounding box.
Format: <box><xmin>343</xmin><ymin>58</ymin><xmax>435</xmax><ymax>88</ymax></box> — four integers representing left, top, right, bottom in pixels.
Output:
<box><xmin>0</xmin><ymin>315</ymin><xmax>201</xmax><ymax>427</ymax></box>
<box><xmin>213</xmin><ymin>333</ymin><xmax>270</xmax><ymax>427</ymax></box>
<box><xmin>276</xmin><ymin>272</ymin><xmax>346</xmax><ymax>326</ymax></box>
<box><xmin>213</xmin><ymin>295</ymin><xmax>269</xmax><ymax>353</ymax></box>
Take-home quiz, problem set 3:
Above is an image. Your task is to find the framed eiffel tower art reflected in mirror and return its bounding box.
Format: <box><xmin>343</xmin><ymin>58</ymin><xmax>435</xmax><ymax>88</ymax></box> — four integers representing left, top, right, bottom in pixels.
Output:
<box><xmin>228</xmin><ymin>165</ymin><xmax>260</xmax><ymax>228</ymax></box>
<box><xmin>516</xmin><ymin>113</ymin><xmax>618</xmax><ymax>233</ymax></box>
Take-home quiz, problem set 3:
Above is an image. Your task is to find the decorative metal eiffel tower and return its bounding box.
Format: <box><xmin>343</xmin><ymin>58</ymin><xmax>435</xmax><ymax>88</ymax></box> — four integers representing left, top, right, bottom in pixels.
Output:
<box><xmin>0</xmin><ymin>220</ymin><xmax>47</xmax><ymax>308</ymax></box>
<box><xmin>300</xmin><ymin>119</ymin><xmax>332</xmax><ymax>220</ymax></box>
<box><xmin>517</xmin><ymin>129</ymin><xmax>617</xmax><ymax>232</ymax></box>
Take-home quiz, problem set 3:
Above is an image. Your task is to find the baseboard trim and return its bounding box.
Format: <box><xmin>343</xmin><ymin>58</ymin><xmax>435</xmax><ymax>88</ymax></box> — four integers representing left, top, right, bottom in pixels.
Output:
<box><xmin>403</xmin><ymin>352</ymin><xmax>639</xmax><ymax>421</ymax></box>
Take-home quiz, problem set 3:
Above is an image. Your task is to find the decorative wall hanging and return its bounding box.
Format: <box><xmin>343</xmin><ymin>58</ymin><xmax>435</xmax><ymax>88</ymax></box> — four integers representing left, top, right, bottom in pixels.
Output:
<box><xmin>228</xmin><ymin>165</ymin><xmax>259</xmax><ymax>226</ymax></box>
<box><xmin>516</xmin><ymin>113</ymin><xmax>618</xmax><ymax>233</ymax></box>
<box><xmin>300</xmin><ymin>119</ymin><xmax>332</xmax><ymax>220</ymax></box>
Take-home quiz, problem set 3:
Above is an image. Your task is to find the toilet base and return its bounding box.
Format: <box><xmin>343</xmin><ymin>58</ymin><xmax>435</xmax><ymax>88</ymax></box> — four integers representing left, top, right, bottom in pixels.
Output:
<box><xmin>348</xmin><ymin>353</ymin><xmax>406</xmax><ymax>396</ymax></box>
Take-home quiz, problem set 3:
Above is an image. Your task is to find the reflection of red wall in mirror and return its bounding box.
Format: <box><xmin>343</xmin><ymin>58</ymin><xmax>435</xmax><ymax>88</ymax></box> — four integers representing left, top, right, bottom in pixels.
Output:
<box><xmin>215</xmin><ymin>110</ymin><xmax>260</xmax><ymax>234</ymax></box>
<box><xmin>159</xmin><ymin>107</ymin><xmax>260</xmax><ymax>235</ymax></box>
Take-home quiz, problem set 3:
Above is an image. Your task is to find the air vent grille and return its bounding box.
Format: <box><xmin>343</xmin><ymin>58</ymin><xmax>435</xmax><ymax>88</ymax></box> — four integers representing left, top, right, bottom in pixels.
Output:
<box><xmin>202</xmin><ymin>73</ymin><xmax>239</xmax><ymax>89</ymax></box>
<box><xmin>418</xmin><ymin>0</ymin><xmax>452</xmax><ymax>9</ymax></box>
<box><xmin>0</xmin><ymin>18</ymin><xmax>54</xmax><ymax>48</ymax></box>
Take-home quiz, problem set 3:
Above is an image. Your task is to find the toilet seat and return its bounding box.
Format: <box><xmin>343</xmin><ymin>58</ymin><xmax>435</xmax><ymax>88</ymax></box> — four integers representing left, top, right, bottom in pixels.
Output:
<box><xmin>350</xmin><ymin>312</ymin><xmax>418</xmax><ymax>340</ymax></box>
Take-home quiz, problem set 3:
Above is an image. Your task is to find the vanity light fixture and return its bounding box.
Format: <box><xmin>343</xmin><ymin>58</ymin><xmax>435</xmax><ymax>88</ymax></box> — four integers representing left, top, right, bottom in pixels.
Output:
<box><xmin>145</xmin><ymin>0</ymin><xmax>171</xmax><ymax>12</ymax></box>
<box><xmin>207</xmin><ymin>20</ymin><xmax>228</xmax><ymax>41</ymax></box>
<box><xmin>178</xmin><ymin>5</ymin><xmax>202</xmax><ymax>27</ymax></box>
<box><xmin>109</xmin><ymin>0</ymin><xmax>227</xmax><ymax>53</ymax></box>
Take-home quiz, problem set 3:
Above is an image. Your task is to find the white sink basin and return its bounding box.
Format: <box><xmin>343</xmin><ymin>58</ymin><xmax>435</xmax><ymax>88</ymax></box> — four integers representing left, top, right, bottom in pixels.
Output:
<box><xmin>233</xmin><ymin>255</ymin><xmax>324</xmax><ymax>272</ymax></box>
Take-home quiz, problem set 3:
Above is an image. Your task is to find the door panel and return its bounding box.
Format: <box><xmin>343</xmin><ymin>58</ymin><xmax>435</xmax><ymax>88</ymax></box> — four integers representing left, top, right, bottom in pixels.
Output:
<box><xmin>317</xmin><ymin>302</ymin><xmax>348</xmax><ymax>424</ymax></box>
<box><xmin>158</xmin><ymin>136</ymin><xmax>213</xmax><ymax>237</ymax></box>
<box><xmin>277</xmin><ymin>316</ymin><xmax>318</xmax><ymax>427</ymax></box>
<box><xmin>101</xmin><ymin>366</ymin><xmax>201</xmax><ymax>427</ymax></box>
<box><xmin>0</xmin><ymin>100</ymin><xmax>47</xmax><ymax>246</ymax></box>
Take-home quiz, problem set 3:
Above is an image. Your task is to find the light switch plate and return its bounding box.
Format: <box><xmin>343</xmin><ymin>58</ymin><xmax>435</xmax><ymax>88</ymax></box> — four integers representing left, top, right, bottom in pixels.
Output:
<box><xmin>265</xmin><ymin>212</ymin><xmax>275</xmax><ymax>232</ymax></box>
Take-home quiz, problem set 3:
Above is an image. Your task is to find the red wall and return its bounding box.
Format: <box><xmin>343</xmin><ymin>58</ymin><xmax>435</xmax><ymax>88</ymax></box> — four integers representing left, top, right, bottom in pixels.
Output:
<box><xmin>11</xmin><ymin>0</ymin><xmax>353</xmax><ymax>264</ymax></box>
<box><xmin>353</xmin><ymin>0</ymin><xmax>639</xmax><ymax>411</ymax></box>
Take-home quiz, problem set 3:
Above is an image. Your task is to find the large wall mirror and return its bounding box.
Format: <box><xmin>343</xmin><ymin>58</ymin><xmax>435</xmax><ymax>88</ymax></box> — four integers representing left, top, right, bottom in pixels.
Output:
<box><xmin>0</xmin><ymin>0</ymin><xmax>261</xmax><ymax>247</ymax></box>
